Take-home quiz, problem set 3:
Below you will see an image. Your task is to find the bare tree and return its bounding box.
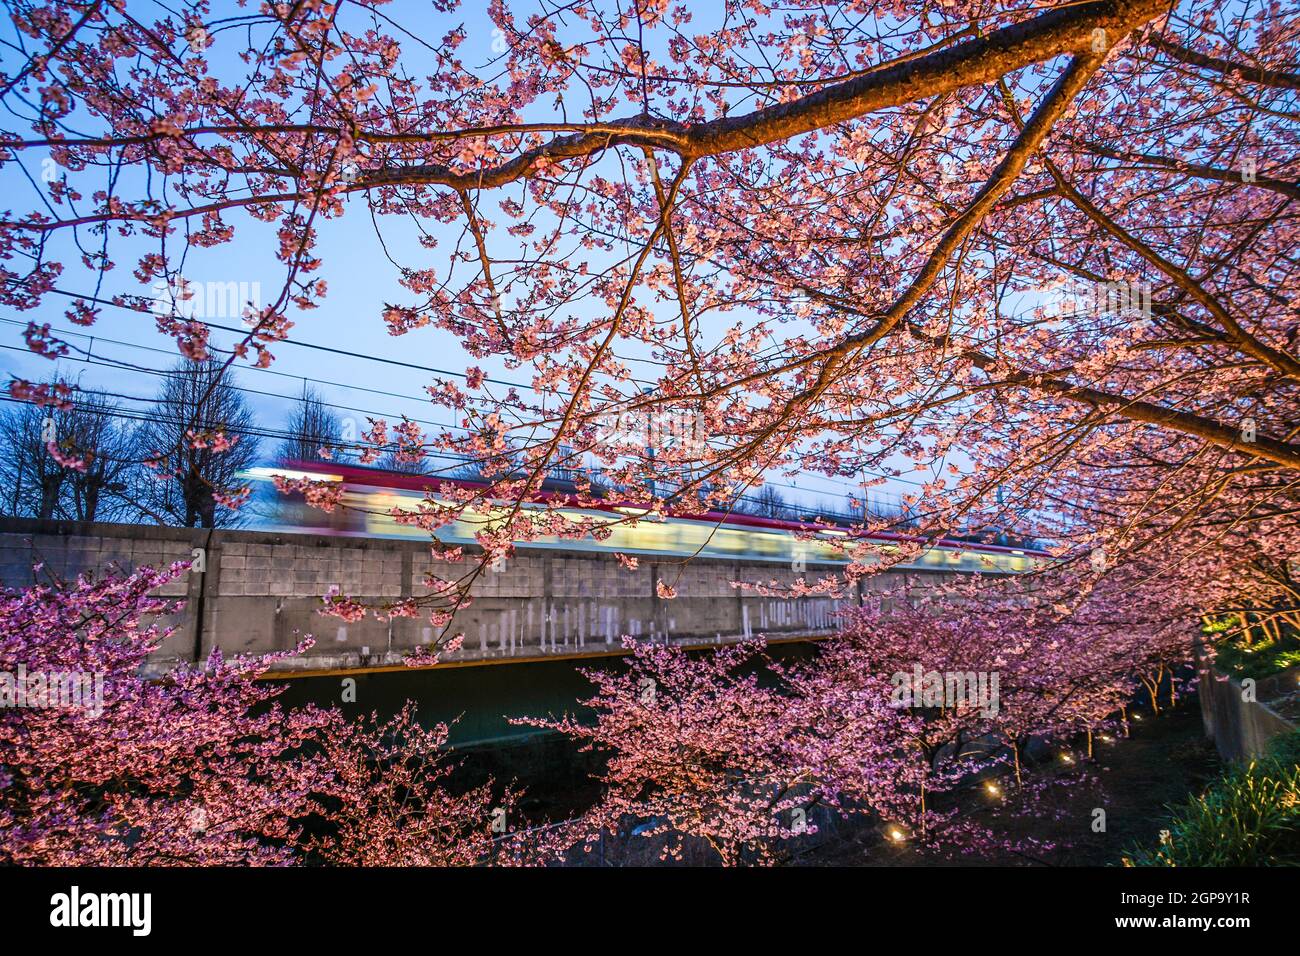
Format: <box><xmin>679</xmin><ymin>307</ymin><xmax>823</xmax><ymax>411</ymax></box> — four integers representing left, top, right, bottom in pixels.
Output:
<box><xmin>134</xmin><ymin>359</ymin><xmax>260</xmax><ymax>528</ymax></box>
<box><xmin>0</xmin><ymin>400</ymin><xmax>63</xmax><ymax>520</ymax></box>
<box><xmin>277</xmin><ymin>385</ymin><xmax>343</xmax><ymax>463</ymax></box>
<box><xmin>746</xmin><ymin>485</ymin><xmax>788</xmax><ymax>520</ymax></box>
<box><xmin>59</xmin><ymin>393</ymin><xmax>141</xmax><ymax>523</ymax></box>
<box><xmin>375</xmin><ymin>447</ymin><xmax>430</xmax><ymax>475</ymax></box>
<box><xmin>0</xmin><ymin>389</ymin><xmax>139</xmax><ymax>522</ymax></box>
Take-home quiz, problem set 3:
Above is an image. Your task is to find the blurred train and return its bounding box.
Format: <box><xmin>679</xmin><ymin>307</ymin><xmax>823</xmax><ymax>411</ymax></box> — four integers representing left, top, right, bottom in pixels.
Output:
<box><xmin>238</xmin><ymin>461</ymin><xmax>1049</xmax><ymax>574</ymax></box>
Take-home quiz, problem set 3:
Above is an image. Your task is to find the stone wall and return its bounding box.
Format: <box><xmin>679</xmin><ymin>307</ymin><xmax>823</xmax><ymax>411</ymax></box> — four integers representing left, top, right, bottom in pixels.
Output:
<box><xmin>0</xmin><ymin>518</ymin><xmax>945</xmax><ymax>675</ymax></box>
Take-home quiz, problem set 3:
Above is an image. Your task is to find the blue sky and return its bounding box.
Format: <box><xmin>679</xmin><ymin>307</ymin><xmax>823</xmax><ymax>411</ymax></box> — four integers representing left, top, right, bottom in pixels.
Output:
<box><xmin>0</xmin><ymin>0</ymin><xmax>1000</xmax><ymax>515</ymax></box>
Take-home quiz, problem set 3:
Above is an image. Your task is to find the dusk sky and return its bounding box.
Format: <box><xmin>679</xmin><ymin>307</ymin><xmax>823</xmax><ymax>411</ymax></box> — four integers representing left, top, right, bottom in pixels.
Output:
<box><xmin>0</xmin><ymin>0</ymin><xmax>966</xmax><ymax>513</ymax></box>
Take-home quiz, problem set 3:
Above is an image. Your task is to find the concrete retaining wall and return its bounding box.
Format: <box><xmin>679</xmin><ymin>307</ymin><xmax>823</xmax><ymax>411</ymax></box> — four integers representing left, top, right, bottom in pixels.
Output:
<box><xmin>1197</xmin><ymin>654</ymin><xmax>1298</xmax><ymax>762</ymax></box>
<box><xmin>0</xmin><ymin>518</ymin><xmax>947</xmax><ymax>675</ymax></box>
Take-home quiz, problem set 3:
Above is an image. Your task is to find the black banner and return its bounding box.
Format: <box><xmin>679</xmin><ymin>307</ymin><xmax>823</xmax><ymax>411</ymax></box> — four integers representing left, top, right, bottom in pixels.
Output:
<box><xmin>0</xmin><ymin>865</ymin><xmax>1291</xmax><ymax>944</ymax></box>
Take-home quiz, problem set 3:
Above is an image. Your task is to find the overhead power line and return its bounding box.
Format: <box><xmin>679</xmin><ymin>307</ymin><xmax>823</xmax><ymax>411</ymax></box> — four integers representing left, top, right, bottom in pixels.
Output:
<box><xmin>2</xmin><ymin>314</ymin><xmax>929</xmax><ymax>496</ymax></box>
<box><xmin>0</xmin><ymin>392</ymin><xmax>923</xmax><ymax>525</ymax></box>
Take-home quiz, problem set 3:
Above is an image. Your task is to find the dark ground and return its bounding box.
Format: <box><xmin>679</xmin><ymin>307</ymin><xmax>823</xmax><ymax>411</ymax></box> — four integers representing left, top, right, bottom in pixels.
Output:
<box><xmin>794</xmin><ymin>698</ymin><xmax>1222</xmax><ymax>866</ymax></box>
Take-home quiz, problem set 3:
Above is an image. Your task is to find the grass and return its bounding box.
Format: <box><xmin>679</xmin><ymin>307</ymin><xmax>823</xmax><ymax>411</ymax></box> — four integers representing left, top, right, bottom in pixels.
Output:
<box><xmin>1212</xmin><ymin>641</ymin><xmax>1300</xmax><ymax>682</ymax></box>
<box><xmin>1122</xmin><ymin>731</ymin><xmax>1300</xmax><ymax>867</ymax></box>
<box><xmin>1204</xmin><ymin>617</ymin><xmax>1300</xmax><ymax>682</ymax></box>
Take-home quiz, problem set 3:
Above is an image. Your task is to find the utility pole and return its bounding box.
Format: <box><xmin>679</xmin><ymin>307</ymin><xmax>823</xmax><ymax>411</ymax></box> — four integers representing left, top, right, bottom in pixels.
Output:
<box><xmin>642</xmin><ymin>386</ymin><xmax>655</xmax><ymax>500</ymax></box>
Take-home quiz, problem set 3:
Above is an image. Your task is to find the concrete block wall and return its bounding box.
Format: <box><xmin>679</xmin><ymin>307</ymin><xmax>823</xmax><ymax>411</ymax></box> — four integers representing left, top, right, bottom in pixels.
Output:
<box><xmin>0</xmin><ymin>518</ymin><xmax>943</xmax><ymax>675</ymax></box>
<box><xmin>0</xmin><ymin>531</ymin><xmax>193</xmax><ymax>597</ymax></box>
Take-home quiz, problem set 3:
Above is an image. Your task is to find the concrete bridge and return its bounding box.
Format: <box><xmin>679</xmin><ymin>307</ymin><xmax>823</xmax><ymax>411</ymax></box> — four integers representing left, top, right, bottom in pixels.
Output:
<box><xmin>0</xmin><ymin>518</ymin><xmax>970</xmax><ymax>677</ymax></box>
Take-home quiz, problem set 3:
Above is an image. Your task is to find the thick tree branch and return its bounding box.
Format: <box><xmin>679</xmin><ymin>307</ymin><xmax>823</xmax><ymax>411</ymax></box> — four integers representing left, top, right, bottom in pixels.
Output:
<box><xmin>351</xmin><ymin>0</ymin><xmax>1168</xmax><ymax>190</ymax></box>
<box><xmin>1147</xmin><ymin>34</ymin><xmax>1300</xmax><ymax>90</ymax></box>
<box><xmin>913</xmin><ymin>325</ymin><xmax>1300</xmax><ymax>471</ymax></box>
<box><xmin>1080</xmin><ymin>142</ymin><xmax>1300</xmax><ymax>200</ymax></box>
<box><xmin>1051</xmin><ymin>174</ymin><xmax>1300</xmax><ymax>381</ymax></box>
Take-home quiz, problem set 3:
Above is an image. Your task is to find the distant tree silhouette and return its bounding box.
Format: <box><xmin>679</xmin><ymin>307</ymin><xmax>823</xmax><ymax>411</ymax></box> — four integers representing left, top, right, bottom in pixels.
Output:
<box><xmin>746</xmin><ymin>485</ymin><xmax>788</xmax><ymax>519</ymax></box>
<box><xmin>277</xmin><ymin>385</ymin><xmax>344</xmax><ymax>463</ymax></box>
<box><xmin>134</xmin><ymin>359</ymin><xmax>259</xmax><ymax>528</ymax></box>
<box><xmin>0</xmin><ymin>387</ymin><xmax>139</xmax><ymax>522</ymax></box>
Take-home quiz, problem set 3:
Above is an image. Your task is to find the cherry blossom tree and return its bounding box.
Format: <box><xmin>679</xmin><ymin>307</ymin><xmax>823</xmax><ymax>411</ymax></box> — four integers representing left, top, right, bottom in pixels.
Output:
<box><xmin>0</xmin><ymin>0</ymin><xmax>1291</xmax><ymax>863</ymax></box>
<box><xmin>532</xmin><ymin>566</ymin><xmax>1199</xmax><ymax>864</ymax></box>
<box><xmin>0</xmin><ymin>562</ymin><xmax>330</xmax><ymax>864</ymax></box>
<box><xmin>517</xmin><ymin>639</ymin><xmax>876</xmax><ymax>865</ymax></box>
<box><xmin>2</xmin><ymin>0</ymin><xmax>1293</xmax><ymax>631</ymax></box>
<box><xmin>303</xmin><ymin>702</ymin><xmax>548</xmax><ymax>866</ymax></box>
<box><xmin>0</xmin><ymin>564</ymin><xmax>538</xmax><ymax>865</ymax></box>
